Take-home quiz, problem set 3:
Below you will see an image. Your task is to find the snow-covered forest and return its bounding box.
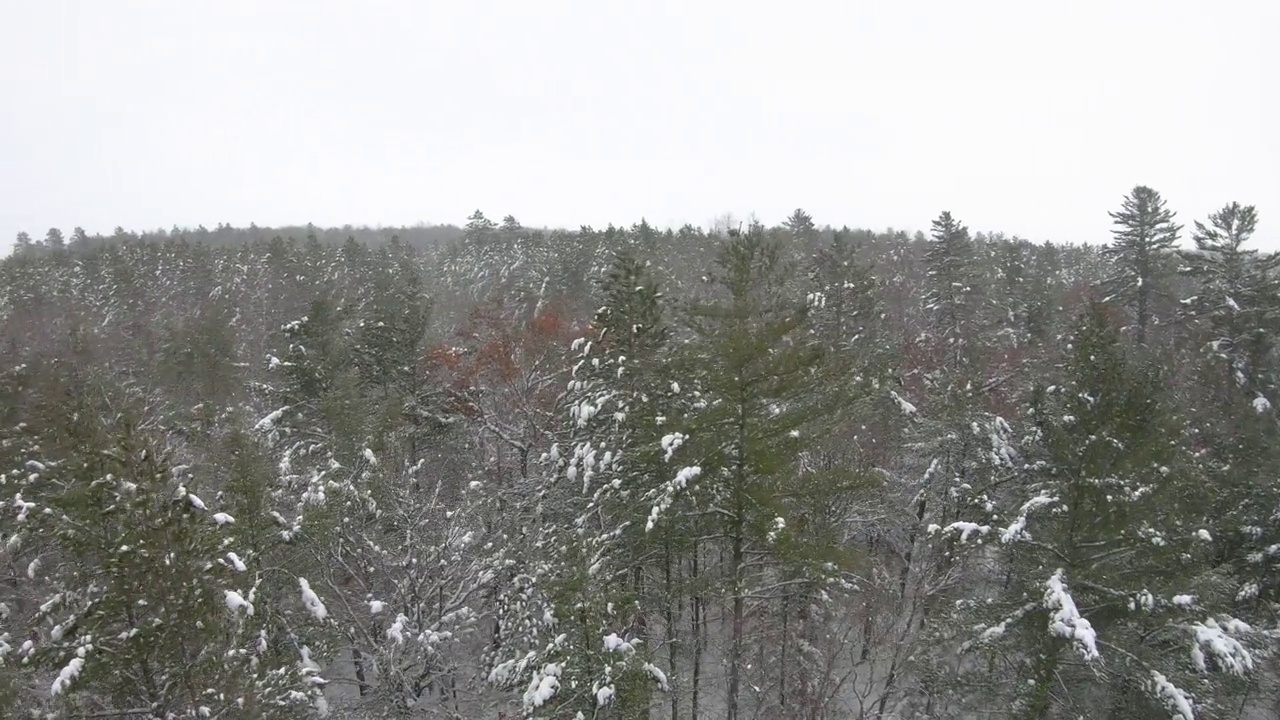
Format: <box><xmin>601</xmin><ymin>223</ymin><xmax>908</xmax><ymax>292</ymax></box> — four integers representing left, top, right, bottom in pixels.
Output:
<box><xmin>2</xmin><ymin>187</ymin><xmax>1279</xmax><ymax>719</ymax></box>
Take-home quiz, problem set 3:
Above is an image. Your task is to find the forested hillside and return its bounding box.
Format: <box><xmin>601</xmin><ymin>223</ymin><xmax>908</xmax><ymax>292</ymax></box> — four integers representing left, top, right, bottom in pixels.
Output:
<box><xmin>2</xmin><ymin>189</ymin><xmax>1278</xmax><ymax>719</ymax></box>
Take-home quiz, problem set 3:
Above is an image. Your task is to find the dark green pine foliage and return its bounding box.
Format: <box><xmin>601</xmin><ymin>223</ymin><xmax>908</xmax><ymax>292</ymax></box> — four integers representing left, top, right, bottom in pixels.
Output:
<box><xmin>807</xmin><ymin>227</ymin><xmax>885</xmax><ymax>360</ymax></box>
<box><xmin>1178</xmin><ymin>203</ymin><xmax>1280</xmax><ymax>636</ymax></box>
<box><xmin>1179</xmin><ymin>202</ymin><xmax>1280</xmax><ymax>401</ymax></box>
<box><xmin>783</xmin><ymin>208</ymin><xmax>818</xmax><ymax>248</ymax></box>
<box><xmin>0</xmin><ymin>376</ymin><xmax>320</xmax><ymax>717</ymax></box>
<box><xmin>923</xmin><ymin>211</ymin><xmax>981</xmax><ymax>374</ymax></box>
<box><xmin>680</xmin><ymin>224</ymin><xmax>855</xmax><ymax>720</ymax></box>
<box><xmin>944</xmin><ymin>303</ymin><xmax>1258</xmax><ymax>719</ymax></box>
<box><xmin>1101</xmin><ymin>186</ymin><xmax>1182</xmax><ymax>345</ymax></box>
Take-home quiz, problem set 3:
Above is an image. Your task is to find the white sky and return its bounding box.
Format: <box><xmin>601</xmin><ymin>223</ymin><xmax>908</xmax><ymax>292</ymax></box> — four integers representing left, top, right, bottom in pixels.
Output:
<box><xmin>2</xmin><ymin>0</ymin><xmax>1277</xmax><ymax>252</ymax></box>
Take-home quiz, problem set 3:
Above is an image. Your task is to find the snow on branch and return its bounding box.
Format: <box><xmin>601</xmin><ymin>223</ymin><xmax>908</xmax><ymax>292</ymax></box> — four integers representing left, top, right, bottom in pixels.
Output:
<box><xmin>1185</xmin><ymin>617</ymin><xmax>1254</xmax><ymax>676</ymax></box>
<box><xmin>1000</xmin><ymin>492</ymin><xmax>1057</xmax><ymax>543</ymax></box>
<box><xmin>1150</xmin><ymin>671</ymin><xmax>1195</xmax><ymax>720</ymax></box>
<box><xmin>927</xmin><ymin>521</ymin><xmax>991</xmax><ymax>544</ymax></box>
<box><xmin>1043</xmin><ymin>569</ymin><xmax>1099</xmax><ymax>660</ymax></box>
<box><xmin>298</xmin><ymin>577</ymin><xmax>328</xmax><ymax>621</ymax></box>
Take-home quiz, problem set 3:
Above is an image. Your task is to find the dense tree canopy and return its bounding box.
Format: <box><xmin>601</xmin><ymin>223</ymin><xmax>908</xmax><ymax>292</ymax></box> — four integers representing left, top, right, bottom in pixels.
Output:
<box><xmin>2</xmin><ymin>197</ymin><xmax>1278</xmax><ymax>719</ymax></box>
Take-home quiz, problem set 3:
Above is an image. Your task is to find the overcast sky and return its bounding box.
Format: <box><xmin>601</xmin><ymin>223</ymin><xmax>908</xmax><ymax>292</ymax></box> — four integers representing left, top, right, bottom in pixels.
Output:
<box><xmin>2</xmin><ymin>0</ymin><xmax>1277</xmax><ymax>253</ymax></box>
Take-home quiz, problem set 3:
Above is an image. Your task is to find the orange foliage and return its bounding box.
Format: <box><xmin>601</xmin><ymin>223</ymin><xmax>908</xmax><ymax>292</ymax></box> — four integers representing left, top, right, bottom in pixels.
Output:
<box><xmin>419</xmin><ymin>298</ymin><xmax>588</xmax><ymax>422</ymax></box>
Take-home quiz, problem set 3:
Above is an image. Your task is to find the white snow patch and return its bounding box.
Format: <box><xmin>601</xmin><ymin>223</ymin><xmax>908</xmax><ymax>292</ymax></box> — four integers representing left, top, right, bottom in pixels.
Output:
<box><xmin>889</xmin><ymin>390</ymin><xmax>917</xmax><ymax>416</ymax></box>
<box><xmin>212</xmin><ymin>512</ymin><xmax>235</xmax><ymax>526</ymax></box>
<box><xmin>226</xmin><ymin>552</ymin><xmax>247</xmax><ymax>572</ymax></box>
<box><xmin>1151</xmin><ymin>671</ymin><xmax>1195</xmax><ymax>720</ymax></box>
<box><xmin>1188</xmin><ymin>618</ymin><xmax>1253</xmax><ymax>675</ymax></box>
<box><xmin>369</xmin><ymin>600</ymin><xmax>387</xmax><ymax>615</ymax></box>
<box><xmin>524</xmin><ymin>664</ymin><xmax>561</xmax><ymax>709</ymax></box>
<box><xmin>51</xmin><ymin>657</ymin><xmax>84</xmax><ymax>696</ymax></box>
<box><xmin>298</xmin><ymin>577</ymin><xmax>328</xmax><ymax>621</ymax></box>
<box><xmin>644</xmin><ymin>662</ymin><xmax>670</xmax><ymax>691</ymax></box>
<box><xmin>225</xmin><ymin>590</ymin><xmax>254</xmax><ymax>616</ymax></box>
<box><xmin>1043</xmin><ymin>569</ymin><xmax>1099</xmax><ymax>660</ymax></box>
<box><xmin>603</xmin><ymin>633</ymin><xmax>635</xmax><ymax>654</ymax></box>
<box><xmin>387</xmin><ymin>614</ymin><xmax>408</xmax><ymax>645</ymax></box>
<box><xmin>254</xmin><ymin>406</ymin><xmax>288</xmax><ymax>432</ymax></box>
<box><xmin>1000</xmin><ymin>493</ymin><xmax>1057</xmax><ymax>543</ymax></box>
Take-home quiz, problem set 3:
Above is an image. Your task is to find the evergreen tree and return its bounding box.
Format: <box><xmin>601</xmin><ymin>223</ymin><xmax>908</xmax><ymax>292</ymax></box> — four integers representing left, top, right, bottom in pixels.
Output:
<box><xmin>44</xmin><ymin>228</ymin><xmax>65</xmax><ymax>250</ymax></box>
<box><xmin>488</xmin><ymin>253</ymin><xmax>680</xmax><ymax>718</ymax></box>
<box><xmin>1179</xmin><ymin>202</ymin><xmax>1280</xmax><ymax>400</ymax></box>
<box><xmin>1102</xmin><ymin>185</ymin><xmax>1182</xmax><ymax>345</ymax></box>
<box><xmin>783</xmin><ymin>208</ymin><xmax>817</xmax><ymax>245</ymax></box>
<box><xmin>677</xmin><ymin>225</ymin><xmax>860</xmax><ymax>719</ymax></box>
<box><xmin>940</xmin><ymin>303</ymin><xmax>1260</xmax><ymax>719</ymax></box>
<box><xmin>923</xmin><ymin>211</ymin><xmax>981</xmax><ymax>372</ymax></box>
<box><xmin>0</xmin><ymin>376</ymin><xmax>321</xmax><ymax>717</ymax></box>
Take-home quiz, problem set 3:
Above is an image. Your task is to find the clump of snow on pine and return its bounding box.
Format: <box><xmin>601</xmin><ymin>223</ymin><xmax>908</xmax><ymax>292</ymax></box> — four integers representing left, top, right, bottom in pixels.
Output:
<box><xmin>596</xmin><ymin>684</ymin><xmax>616</xmax><ymax>706</ymax></box>
<box><xmin>212</xmin><ymin>512</ymin><xmax>235</xmax><ymax>526</ymax></box>
<box><xmin>889</xmin><ymin>390</ymin><xmax>917</xmax><ymax>416</ymax></box>
<box><xmin>298</xmin><ymin>577</ymin><xmax>328</xmax><ymax>621</ymax></box>
<box><xmin>1000</xmin><ymin>493</ymin><xmax>1057</xmax><ymax>543</ymax></box>
<box><xmin>1151</xmin><ymin>671</ymin><xmax>1195</xmax><ymax>720</ymax></box>
<box><xmin>387</xmin><ymin>614</ymin><xmax>408</xmax><ymax>645</ymax></box>
<box><xmin>254</xmin><ymin>406</ymin><xmax>288</xmax><ymax>432</ymax></box>
<box><xmin>1195</xmin><ymin>529</ymin><xmax>1212</xmax><ymax>542</ymax></box>
<box><xmin>1043</xmin><ymin>569</ymin><xmax>1098</xmax><ymax>660</ymax></box>
<box><xmin>225</xmin><ymin>590</ymin><xmax>254</xmax><ymax>616</ymax></box>
<box><xmin>186</xmin><ymin>492</ymin><xmax>207</xmax><ymax>511</ymax></box>
<box><xmin>928</xmin><ymin>521</ymin><xmax>990</xmax><ymax>544</ymax></box>
<box><xmin>523</xmin><ymin>664</ymin><xmax>562</xmax><ymax>709</ymax></box>
<box><xmin>660</xmin><ymin>433</ymin><xmax>686</xmax><ymax>462</ymax></box>
<box><xmin>363</xmin><ymin>448</ymin><xmax>377</xmax><ymax>466</ymax></box>
<box><xmin>644</xmin><ymin>662</ymin><xmax>670</xmax><ymax>691</ymax></box>
<box><xmin>1253</xmin><ymin>394</ymin><xmax>1271</xmax><ymax>413</ymax></box>
<box><xmin>225</xmin><ymin>552</ymin><xmax>247</xmax><ymax>572</ymax></box>
<box><xmin>368</xmin><ymin>599</ymin><xmax>387</xmax><ymax>614</ymax></box>
<box><xmin>645</xmin><ymin>466</ymin><xmax>700</xmax><ymax>532</ymax></box>
<box><xmin>13</xmin><ymin>494</ymin><xmax>36</xmax><ymax>522</ymax></box>
<box><xmin>1172</xmin><ymin>594</ymin><xmax>1196</xmax><ymax>608</ymax></box>
<box><xmin>1237</xmin><ymin>582</ymin><xmax>1260</xmax><ymax>602</ymax></box>
<box><xmin>50</xmin><ymin>657</ymin><xmax>84</xmax><ymax>696</ymax></box>
<box><xmin>1188</xmin><ymin>617</ymin><xmax>1254</xmax><ymax>675</ymax></box>
<box><xmin>603</xmin><ymin>633</ymin><xmax>636</xmax><ymax>654</ymax></box>
<box><xmin>767</xmin><ymin>516</ymin><xmax>786</xmax><ymax>543</ymax></box>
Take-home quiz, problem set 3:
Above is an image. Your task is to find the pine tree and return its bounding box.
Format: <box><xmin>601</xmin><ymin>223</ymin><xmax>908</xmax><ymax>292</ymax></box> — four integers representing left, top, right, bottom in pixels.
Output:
<box><xmin>0</xmin><ymin>376</ymin><xmax>321</xmax><ymax>717</ymax></box>
<box><xmin>783</xmin><ymin>208</ymin><xmax>817</xmax><ymax>245</ymax></box>
<box><xmin>1102</xmin><ymin>185</ymin><xmax>1182</xmax><ymax>345</ymax></box>
<box><xmin>487</xmin><ymin>253</ymin><xmax>680</xmax><ymax>718</ymax></box>
<box><xmin>923</xmin><ymin>211</ymin><xmax>982</xmax><ymax>373</ymax></box>
<box><xmin>939</xmin><ymin>303</ymin><xmax>1260</xmax><ymax>718</ymax></box>
<box><xmin>677</xmin><ymin>224</ymin><xmax>858</xmax><ymax>719</ymax></box>
<box><xmin>44</xmin><ymin>228</ymin><xmax>65</xmax><ymax>250</ymax></box>
<box><xmin>1179</xmin><ymin>202</ymin><xmax>1280</xmax><ymax>400</ymax></box>
<box><xmin>466</xmin><ymin>210</ymin><xmax>498</xmax><ymax>241</ymax></box>
<box><xmin>1179</xmin><ymin>203</ymin><xmax>1280</xmax><ymax>650</ymax></box>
